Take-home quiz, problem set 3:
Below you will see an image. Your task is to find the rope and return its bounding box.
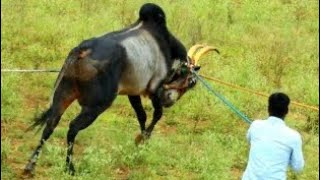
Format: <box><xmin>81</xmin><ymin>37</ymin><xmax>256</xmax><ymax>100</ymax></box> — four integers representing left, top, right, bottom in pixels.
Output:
<box><xmin>193</xmin><ymin>70</ymin><xmax>252</xmax><ymax>124</ymax></box>
<box><xmin>200</xmin><ymin>74</ymin><xmax>269</xmax><ymax>98</ymax></box>
<box><xmin>1</xmin><ymin>68</ymin><xmax>318</xmax><ymax>112</ymax></box>
<box><xmin>200</xmin><ymin>74</ymin><xmax>319</xmax><ymax>112</ymax></box>
<box><xmin>1</xmin><ymin>69</ymin><xmax>60</xmax><ymax>73</ymax></box>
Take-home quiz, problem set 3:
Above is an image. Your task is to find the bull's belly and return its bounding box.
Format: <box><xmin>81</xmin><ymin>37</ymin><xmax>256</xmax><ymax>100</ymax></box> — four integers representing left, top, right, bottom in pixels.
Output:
<box><xmin>117</xmin><ymin>81</ymin><xmax>149</xmax><ymax>95</ymax></box>
<box><xmin>117</xmin><ymin>70</ymin><xmax>153</xmax><ymax>95</ymax></box>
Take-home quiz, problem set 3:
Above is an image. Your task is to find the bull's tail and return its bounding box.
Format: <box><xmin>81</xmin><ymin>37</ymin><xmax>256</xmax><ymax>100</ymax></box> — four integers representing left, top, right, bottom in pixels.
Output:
<box><xmin>50</xmin><ymin>59</ymin><xmax>71</xmax><ymax>104</ymax></box>
<box><xmin>27</xmin><ymin>56</ymin><xmax>78</xmax><ymax>132</ymax></box>
<box><xmin>26</xmin><ymin>107</ymin><xmax>53</xmax><ymax>132</ymax></box>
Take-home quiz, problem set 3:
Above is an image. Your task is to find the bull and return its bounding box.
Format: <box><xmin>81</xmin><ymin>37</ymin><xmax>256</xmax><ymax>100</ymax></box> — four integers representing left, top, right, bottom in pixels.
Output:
<box><xmin>24</xmin><ymin>3</ymin><xmax>218</xmax><ymax>175</ymax></box>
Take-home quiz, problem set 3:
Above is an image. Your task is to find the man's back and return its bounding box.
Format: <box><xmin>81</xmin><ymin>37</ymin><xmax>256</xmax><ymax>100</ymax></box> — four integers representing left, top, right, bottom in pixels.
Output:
<box><xmin>242</xmin><ymin>116</ymin><xmax>304</xmax><ymax>180</ymax></box>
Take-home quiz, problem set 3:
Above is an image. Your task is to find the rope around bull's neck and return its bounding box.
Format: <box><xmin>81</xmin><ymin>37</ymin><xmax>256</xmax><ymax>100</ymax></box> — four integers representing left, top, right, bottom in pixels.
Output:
<box><xmin>192</xmin><ymin>70</ymin><xmax>252</xmax><ymax>124</ymax></box>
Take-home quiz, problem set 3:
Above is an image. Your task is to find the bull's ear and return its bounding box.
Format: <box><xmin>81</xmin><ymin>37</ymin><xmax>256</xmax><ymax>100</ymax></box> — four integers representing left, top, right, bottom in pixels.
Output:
<box><xmin>194</xmin><ymin>65</ymin><xmax>201</xmax><ymax>71</ymax></box>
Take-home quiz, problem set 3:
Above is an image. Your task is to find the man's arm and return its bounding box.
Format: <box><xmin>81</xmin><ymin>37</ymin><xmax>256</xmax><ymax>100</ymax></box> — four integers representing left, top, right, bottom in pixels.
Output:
<box><xmin>290</xmin><ymin>134</ymin><xmax>304</xmax><ymax>172</ymax></box>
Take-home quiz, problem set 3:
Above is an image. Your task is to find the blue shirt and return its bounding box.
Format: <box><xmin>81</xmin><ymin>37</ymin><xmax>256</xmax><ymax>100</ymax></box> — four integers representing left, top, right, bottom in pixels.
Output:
<box><xmin>242</xmin><ymin>116</ymin><xmax>304</xmax><ymax>180</ymax></box>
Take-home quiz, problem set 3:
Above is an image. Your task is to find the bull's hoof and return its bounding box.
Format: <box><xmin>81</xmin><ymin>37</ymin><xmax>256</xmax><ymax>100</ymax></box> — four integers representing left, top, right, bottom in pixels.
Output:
<box><xmin>22</xmin><ymin>170</ymin><xmax>34</xmax><ymax>177</ymax></box>
<box><xmin>23</xmin><ymin>162</ymin><xmax>35</xmax><ymax>177</ymax></box>
<box><xmin>65</xmin><ymin>163</ymin><xmax>76</xmax><ymax>176</ymax></box>
<box><xmin>68</xmin><ymin>169</ymin><xmax>75</xmax><ymax>176</ymax></box>
<box><xmin>135</xmin><ymin>132</ymin><xmax>150</xmax><ymax>146</ymax></box>
<box><xmin>135</xmin><ymin>134</ymin><xmax>145</xmax><ymax>145</ymax></box>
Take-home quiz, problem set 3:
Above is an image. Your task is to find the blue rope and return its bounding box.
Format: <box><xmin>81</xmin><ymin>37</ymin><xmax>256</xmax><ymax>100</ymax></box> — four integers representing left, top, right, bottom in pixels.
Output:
<box><xmin>192</xmin><ymin>71</ymin><xmax>252</xmax><ymax>124</ymax></box>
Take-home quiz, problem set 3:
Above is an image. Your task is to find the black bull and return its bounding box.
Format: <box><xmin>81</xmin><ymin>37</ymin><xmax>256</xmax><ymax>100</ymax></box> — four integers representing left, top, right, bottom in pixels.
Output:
<box><xmin>24</xmin><ymin>3</ymin><xmax>218</xmax><ymax>175</ymax></box>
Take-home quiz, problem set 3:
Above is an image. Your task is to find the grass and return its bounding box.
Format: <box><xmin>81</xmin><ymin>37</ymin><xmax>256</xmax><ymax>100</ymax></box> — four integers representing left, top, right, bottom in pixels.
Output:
<box><xmin>1</xmin><ymin>0</ymin><xmax>319</xmax><ymax>179</ymax></box>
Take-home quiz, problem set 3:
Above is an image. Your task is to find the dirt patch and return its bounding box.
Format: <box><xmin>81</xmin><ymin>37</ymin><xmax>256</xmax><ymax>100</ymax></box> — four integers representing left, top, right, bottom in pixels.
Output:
<box><xmin>158</xmin><ymin>123</ymin><xmax>177</xmax><ymax>137</ymax></box>
<box><xmin>231</xmin><ymin>166</ymin><xmax>243</xmax><ymax>179</ymax></box>
<box><xmin>1</xmin><ymin>123</ymin><xmax>9</xmax><ymax>137</ymax></box>
<box><xmin>22</xmin><ymin>91</ymin><xmax>48</xmax><ymax>111</ymax></box>
<box><xmin>114</xmin><ymin>165</ymin><xmax>130</xmax><ymax>180</ymax></box>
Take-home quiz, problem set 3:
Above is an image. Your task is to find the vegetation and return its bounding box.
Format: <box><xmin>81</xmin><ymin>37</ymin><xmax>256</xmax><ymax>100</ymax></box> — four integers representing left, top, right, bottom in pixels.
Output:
<box><xmin>1</xmin><ymin>0</ymin><xmax>318</xmax><ymax>179</ymax></box>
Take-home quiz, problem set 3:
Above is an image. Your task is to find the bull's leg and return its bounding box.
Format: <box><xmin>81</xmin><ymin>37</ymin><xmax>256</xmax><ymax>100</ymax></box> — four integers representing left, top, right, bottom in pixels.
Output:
<box><xmin>144</xmin><ymin>94</ymin><xmax>163</xmax><ymax>138</ymax></box>
<box><xmin>65</xmin><ymin>106</ymin><xmax>107</xmax><ymax>175</ymax></box>
<box><xmin>24</xmin><ymin>109</ymin><xmax>62</xmax><ymax>175</ymax></box>
<box><xmin>128</xmin><ymin>96</ymin><xmax>147</xmax><ymax>132</ymax></box>
<box><xmin>24</xmin><ymin>78</ymin><xmax>77</xmax><ymax>175</ymax></box>
<box><xmin>65</xmin><ymin>58</ymin><xmax>121</xmax><ymax>175</ymax></box>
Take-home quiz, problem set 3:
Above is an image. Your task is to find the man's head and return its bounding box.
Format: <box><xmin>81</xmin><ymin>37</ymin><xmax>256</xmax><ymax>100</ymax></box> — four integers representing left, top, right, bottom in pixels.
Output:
<box><xmin>268</xmin><ymin>92</ymin><xmax>290</xmax><ymax>119</ymax></box>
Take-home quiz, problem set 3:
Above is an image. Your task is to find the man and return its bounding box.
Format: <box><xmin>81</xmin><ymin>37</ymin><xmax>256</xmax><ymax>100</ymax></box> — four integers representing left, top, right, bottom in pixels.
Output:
<box><xmin>242</xmin><ymin>92</ymin><xmax>304</xmax><ymax>180</ymax></box>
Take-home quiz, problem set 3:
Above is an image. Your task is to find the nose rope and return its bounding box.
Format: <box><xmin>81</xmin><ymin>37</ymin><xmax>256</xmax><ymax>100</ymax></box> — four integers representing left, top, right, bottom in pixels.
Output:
<box><xmin>192</xmin><ymin>70</ymin><xmax>252</xmax><ymax>124</ymax></box>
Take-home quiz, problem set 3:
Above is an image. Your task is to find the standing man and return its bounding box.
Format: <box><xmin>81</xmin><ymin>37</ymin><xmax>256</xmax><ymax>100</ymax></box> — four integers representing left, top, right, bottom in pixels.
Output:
<box><xmin>242</xmin><ymin>92</ymin><xmax>304</xmax><ymax>180</ymax></box>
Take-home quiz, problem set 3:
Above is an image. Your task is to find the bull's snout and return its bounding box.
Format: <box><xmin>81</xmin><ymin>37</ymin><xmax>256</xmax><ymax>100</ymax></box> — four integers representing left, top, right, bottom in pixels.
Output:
<box><xmin>161</xmin><ymin>89</ymin><xmax>179</xmax><ymax>108</ymax></box>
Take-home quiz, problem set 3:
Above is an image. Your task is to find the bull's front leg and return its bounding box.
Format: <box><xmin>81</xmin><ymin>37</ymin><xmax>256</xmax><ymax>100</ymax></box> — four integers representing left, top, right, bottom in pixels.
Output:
<box><xmin>142</xmin><ymin>93</ymin><xmax>163</xmax><ymax>140</ymax></box>
<box><xmin>145</xmin><ymin>93</ymin><xmax>163</xmax><ymax>137</ymax></box>
<box><xmin>128</xmin><ymin>95</ymin><xmax>147</xmax><ymax>132</ymax></box>
<box><xmin>134</xmin><ymin>92</ymin><xmax>163</xmax><ymax>145</ymax></box>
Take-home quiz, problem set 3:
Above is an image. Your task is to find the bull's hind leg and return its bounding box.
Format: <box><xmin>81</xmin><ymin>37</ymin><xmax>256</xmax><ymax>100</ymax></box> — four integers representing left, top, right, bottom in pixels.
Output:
<box><xmin>65</xmin><ymin>105</ymin><xmax>108</xmax><ymax>175</ymax></box>
<box><xmin>65</xmin><ymin>92</ymin><xmax>117</xmax><ymax>175</ymax></box>
<box><xmin>24</xmin><ymin>78</ymin><xmax>78</xmax><ymax>175</ymax></box>
<box><xmin>24</xmin><ymin>110</ymin><xmax>62</xmax><ymax>175</ymax></box>
<box><xmin>65</xmin><ymin>68</ymin><xmax>121</xmax><ymax>175</ymax></box>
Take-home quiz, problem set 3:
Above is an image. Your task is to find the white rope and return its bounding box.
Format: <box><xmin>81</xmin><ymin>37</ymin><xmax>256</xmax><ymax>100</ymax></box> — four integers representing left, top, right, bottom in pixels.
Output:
<box><xmin>1</xmin><ymin>69</ymin><xmax>60</xmax><ymax>73</ymax></box>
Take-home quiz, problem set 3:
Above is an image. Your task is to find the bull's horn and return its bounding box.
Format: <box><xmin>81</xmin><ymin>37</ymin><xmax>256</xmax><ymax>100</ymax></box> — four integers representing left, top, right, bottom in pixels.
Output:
<box><xmin>187</xmin><ymin>44</ymin><xmax>205</xmax><ymax>62</ymax></box>
<box><xmin>193</xmin><ymin>46</ymin><xmax>219</xmax><ymax>65</ymax></box>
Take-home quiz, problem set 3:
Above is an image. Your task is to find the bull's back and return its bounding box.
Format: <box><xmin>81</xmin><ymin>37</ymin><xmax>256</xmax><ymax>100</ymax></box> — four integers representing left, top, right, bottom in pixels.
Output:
<box><xmin>56</xmin><ymin>27</ymin><xmax>167</xmax><ymax>97</ymax></box>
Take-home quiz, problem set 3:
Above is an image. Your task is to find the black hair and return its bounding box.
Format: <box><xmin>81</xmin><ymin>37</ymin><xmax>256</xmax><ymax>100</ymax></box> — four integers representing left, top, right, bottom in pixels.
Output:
<box><xmin>268</xmin><ymin>92</ymin><xmax>290</xmax><ymax>118</ymax></box>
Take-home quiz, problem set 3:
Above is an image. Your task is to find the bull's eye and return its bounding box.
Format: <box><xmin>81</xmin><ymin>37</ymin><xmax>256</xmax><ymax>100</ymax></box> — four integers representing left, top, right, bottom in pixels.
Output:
<box><xmin>180</xmin><ymin>65</ymin><xmax>189</xmax><ymax>77</ymax></box>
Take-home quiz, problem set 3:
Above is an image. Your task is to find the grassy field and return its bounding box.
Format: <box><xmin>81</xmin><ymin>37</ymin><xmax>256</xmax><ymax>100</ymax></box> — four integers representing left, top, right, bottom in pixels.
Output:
<box><xmin>1</xmin><ymin>0</ymin><xmax>319</xmax><ymax>179</ymax></box>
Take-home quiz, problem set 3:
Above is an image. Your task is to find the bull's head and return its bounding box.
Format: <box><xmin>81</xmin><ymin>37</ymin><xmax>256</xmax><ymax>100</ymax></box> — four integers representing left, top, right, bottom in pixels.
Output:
<box><xmin>160</xmin><ymin>44</ymin><xmax>219</xmax><ymax>107</ymax></box>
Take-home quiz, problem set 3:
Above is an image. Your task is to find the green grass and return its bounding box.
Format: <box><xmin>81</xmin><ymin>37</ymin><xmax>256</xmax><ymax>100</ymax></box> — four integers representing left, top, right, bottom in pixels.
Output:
<box><xmin>1</xmin><ymin>0</ymin><xmax>319</xmax><ymax>179</ymax></box>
